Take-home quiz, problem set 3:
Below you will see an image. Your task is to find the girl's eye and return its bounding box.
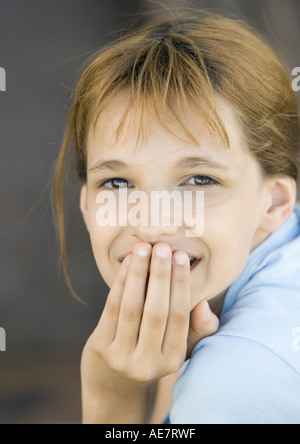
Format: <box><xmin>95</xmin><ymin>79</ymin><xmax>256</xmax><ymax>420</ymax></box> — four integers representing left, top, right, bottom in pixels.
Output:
<box><xmin>98</xmin><ymin>178</ymin><xmax>132</xmax><ymax>189</ymax></box>
<box><xmin>184</xmin><ymin>175</ymin><xmax>217</xmax><ymax>187</ymax></box>
<box><xmin>98</xmin><ymin>175</ymin><xmax>218</xmax><ymax>189</ymax></box>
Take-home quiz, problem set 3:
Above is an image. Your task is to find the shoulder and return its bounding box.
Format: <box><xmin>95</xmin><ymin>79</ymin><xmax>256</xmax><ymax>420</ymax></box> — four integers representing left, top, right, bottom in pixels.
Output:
<box><xmin>219</xmin><ymin>285</ymin><xmax>300</xmax><ymax>374</ymax></box>
<box><xmin>170</xmin><ymin>335</ymin><xmax>300</xmax><ymax>424</ymax></box>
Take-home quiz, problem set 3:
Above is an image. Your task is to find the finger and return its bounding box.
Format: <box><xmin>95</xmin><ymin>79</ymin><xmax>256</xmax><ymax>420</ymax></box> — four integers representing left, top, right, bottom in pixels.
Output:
<box><xmin>95</xmin><ymin>254</ymin><xmax>131</xmax><ymax>345</ymax></box>
<box><xmin>190</xmin><ymin>299</ymin><xmax>219</xmax><ymax>338</ymax></box>
<box><xmin>186</xmin><ymin>299</ymin><xmax>219</xmax><ymax>357</ymax></box>
<box><xmin>136</xmin><ymin>243</ymin><xmax>172</xmax><ymax>354</ymax></box>
<box><xmin>114</xmin><ymin>242</ymin><xmax>152</xmax><ymax>350</ymax></box>
<box><xmin>162</xmin><ymin>251</ymin><xmax>190</xmax><ymax>361</ymax></box>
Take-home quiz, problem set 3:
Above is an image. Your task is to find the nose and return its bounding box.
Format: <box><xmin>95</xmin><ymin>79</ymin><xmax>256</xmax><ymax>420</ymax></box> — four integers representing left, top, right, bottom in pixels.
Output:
<box><xmin>131</xmin><ymin>223</ymin><xmax>179</xmax><ymax>243</ymax></box>
<box><xmin>128</xmin><ymin>193</ymin><xmax>179</xmax><ymax>241</ymax></box>
<box><xmin>125</xmin><ymin>188</ymin><xmax>182</xmax><ymax>242</ymax></box>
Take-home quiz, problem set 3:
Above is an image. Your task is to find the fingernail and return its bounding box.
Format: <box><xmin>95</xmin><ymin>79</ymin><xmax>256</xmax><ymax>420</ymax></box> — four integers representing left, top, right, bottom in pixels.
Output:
<box><xmin>203</xmin><ymin>300</ymin><xmax>212</xmax><ymax>319</ymax></box>
<box><xmin>136</xmin><ymin>246</ymin><xmax>151</xmax><ymax>258</ymax></box>
<box><xmin>156</xmin><ymin>245</ymin><xmax>170</xmax><ymax>259</ymax></box>
<box><xmin>174</xmin><ymin>252</ymin><xmax>188</xmax><ymax>266</ymax></box>
<box><xmin>124</xmin><ymin>255</ymin><xmax>132</xmax><ymax>267</ymax></box>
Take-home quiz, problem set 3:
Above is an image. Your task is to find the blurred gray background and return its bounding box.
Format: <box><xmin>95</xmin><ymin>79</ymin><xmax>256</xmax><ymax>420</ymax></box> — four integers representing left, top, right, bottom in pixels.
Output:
<box><xmin>0</xmin><ymin>0</ymin><xmax>299</xmax><ymax>424</ymax></box>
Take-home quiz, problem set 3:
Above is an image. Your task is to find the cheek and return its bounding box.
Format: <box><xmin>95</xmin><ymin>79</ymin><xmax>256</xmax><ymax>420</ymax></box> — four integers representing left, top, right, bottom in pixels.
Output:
<box><xmin>207</xmin><ymin>238</ymin><xmax>249</xmax><ymax>282</ymax></box>
<box><xmin>203</xmin><ymin>188</ymin><xmax>260</xmax><ymax>244</ymax></box>
<box><xmin>205</xmin><ymin>203</ymin><xmax>255</xmax><ymax>259</ymax></box>
<box><xmin>88</xmin><ymin>217</ymin><xmax>121</xmax><ymax>287</ymax></box>
<box><xmin>203</xmin><ymin>203</ymin><xmax>242</xmax><ymax>244</ymax></box>
<box><xmin>195</xmin><ymin>203</ymin><xmax>257</xmax><ymax>298</ymax></box>
<box><xmin>87</xmin><ymin>196</ymin><xmax>114</xmax><ymax>259</ymax></box>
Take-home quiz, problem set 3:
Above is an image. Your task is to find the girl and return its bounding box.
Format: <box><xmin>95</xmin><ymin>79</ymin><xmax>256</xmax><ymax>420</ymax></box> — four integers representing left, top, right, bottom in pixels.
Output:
<box><xmin>53</xmin><ymin>10</ymin><xmax>300</xmax><ymax>424</ymax></box>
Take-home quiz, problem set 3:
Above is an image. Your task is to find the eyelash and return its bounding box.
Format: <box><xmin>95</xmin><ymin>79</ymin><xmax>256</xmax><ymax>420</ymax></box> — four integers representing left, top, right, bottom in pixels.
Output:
<box><xmin>97</xmin><ymin>175</ymin><xmax>218</xmax><ymax>189</ymax></box>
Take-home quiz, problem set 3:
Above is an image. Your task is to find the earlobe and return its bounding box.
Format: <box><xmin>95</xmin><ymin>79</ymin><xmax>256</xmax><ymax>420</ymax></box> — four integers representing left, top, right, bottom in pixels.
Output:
<box><xmin>80</xmin><ymin>184</ymin><xmax>90</xmax><ymax>232</ymax></box>
<box><xmin>261</xmin><ymin>176</ymin><xmax>297</xmax><ymax>233</ymax></box>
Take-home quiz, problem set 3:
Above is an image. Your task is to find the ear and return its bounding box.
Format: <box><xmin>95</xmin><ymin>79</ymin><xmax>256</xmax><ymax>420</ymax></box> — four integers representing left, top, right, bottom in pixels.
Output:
<box><xmin>260</xmin><ymin>176</ymin><xmax>297</xmax><ymax>233</ymax></box>
<box><xmin>80</xmin><ymin>184</ymin><xmax>90</xmax><ymax>232</ymax></box>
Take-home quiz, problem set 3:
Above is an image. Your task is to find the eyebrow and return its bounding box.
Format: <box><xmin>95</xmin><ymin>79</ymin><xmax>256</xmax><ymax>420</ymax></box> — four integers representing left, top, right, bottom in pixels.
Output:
<box><xmin>88</xmin><ymin>156</ymin><xmax>230</xmax><ymax>174</ymax></box>
<box><xmin>173</xmin><ymin>156</ymin><xmax>230</xmax><ymax>171</ymax></box>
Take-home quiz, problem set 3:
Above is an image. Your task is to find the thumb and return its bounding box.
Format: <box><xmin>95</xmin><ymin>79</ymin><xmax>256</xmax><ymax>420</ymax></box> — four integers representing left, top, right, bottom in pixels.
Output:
<box><xmin>186</xmin><ymin>300</ymin><xmax>219</xmax><ymax>359</ymax></box>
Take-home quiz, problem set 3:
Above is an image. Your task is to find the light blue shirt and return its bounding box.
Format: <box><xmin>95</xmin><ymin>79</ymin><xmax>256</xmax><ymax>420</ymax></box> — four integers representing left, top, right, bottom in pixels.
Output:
<box><xmin>166</xmin><ymin>204</ymin><xmax>300</xmax><ymax>424</ymax></box>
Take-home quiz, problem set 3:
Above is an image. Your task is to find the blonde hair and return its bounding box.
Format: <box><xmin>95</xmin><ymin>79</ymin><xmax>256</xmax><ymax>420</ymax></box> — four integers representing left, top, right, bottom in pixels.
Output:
<box><xmin>53</xmin><ymin>9</ymin><xmax>300</xmax><ymax>298</ymax></box>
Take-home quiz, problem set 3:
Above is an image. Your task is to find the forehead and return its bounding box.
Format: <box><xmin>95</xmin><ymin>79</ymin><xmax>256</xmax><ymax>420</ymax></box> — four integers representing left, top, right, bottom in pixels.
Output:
<box><xmin>86</xmin><ymin>93</ymin><xmax>248</xmax><ymax>171</ymax></box>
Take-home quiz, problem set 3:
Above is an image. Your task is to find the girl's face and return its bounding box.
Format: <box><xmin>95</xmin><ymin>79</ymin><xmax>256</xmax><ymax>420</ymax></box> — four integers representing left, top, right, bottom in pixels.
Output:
<box><xmin>80</xmin><ymin>95</ymin><xmax>272</xmax><ymax>310</ymax></box>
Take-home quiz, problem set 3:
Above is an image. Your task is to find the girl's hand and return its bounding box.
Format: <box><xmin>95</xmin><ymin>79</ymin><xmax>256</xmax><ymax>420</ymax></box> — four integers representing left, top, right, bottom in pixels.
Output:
<box><xmin>81</xmin><ymin>241</ymin><xmax>219</xmax><ymax>398</ymax></box>
<box><xmin>187</xmin><ymin>298</ymin><xmax>220</xmax><ymax>359</ymax></box>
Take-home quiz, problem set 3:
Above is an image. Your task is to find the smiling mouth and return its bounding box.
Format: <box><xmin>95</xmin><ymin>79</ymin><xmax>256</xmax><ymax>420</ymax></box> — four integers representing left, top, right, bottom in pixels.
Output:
<box><xmin>189</xmin><ymin>257</ymin><xmax>201</xmax><ymax>271</ymax></box>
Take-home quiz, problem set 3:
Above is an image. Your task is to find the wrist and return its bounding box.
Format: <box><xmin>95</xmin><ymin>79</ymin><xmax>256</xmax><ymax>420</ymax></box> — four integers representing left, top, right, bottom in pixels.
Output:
<box><xmin>81</xmin><ymin>378</ymin><xmax>157</xmax><ymax>424</ymax></box>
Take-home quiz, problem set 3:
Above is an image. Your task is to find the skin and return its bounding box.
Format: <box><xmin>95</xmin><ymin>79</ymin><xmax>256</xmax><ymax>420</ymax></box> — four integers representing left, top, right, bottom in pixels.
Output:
<box><xmin>79</xmin><ymin>94</ymin><xmax>296</xmax><ymax>424</ymax></box>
